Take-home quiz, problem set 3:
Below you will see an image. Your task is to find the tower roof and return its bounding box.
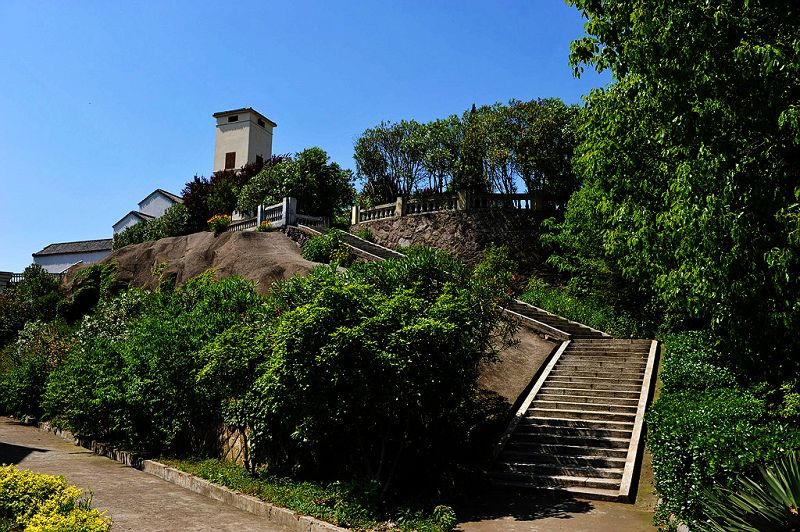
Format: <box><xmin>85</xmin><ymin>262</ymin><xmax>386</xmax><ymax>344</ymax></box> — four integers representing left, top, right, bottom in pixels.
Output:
<box><xmin>212</xmin><ymin>107</ymin><xmax>277</xmax><ymax>127</ymax></box>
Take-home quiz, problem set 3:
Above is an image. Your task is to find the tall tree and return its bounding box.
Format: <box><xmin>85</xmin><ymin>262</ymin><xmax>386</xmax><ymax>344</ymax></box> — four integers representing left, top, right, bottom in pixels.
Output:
<box><xmin>556</xmin><ymin>0</ymin><xmax>800</xmax><ymax>370</ymax></box>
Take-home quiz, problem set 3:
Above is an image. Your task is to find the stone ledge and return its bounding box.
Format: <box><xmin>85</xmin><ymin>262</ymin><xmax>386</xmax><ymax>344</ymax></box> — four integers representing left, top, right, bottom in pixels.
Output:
<box><xmin>32</xmin><ymin>422</ymin><xmax>346</xmax><ymax>532</ymax></box>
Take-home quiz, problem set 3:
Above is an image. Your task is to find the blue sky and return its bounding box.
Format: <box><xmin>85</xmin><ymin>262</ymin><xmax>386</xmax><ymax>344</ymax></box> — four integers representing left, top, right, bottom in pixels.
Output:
<box><xmin>0</xmin><ymin>1</ymin><xmax>608</xmax><ymax>272</ymax></box>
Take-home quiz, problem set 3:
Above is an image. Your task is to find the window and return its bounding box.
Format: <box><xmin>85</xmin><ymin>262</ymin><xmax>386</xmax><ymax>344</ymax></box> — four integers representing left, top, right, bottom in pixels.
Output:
<box><xmin>257</xmin><ymin>118</ymin><xmax>266</xmax><ymax>128</ymax></box>
<box><xmin>225</xmin><ymin>152</ymin><xmax>236</xmax><ymax>169</ymax></box>
<box><xmin>227</xmin><ymin>115</ymin><xmax>238</xmax><ymax>123</ymax></box>
<box><xmin>256</xmin><ymin>155</ymin><xmax>263</xmax><ymax>166</ymax></box>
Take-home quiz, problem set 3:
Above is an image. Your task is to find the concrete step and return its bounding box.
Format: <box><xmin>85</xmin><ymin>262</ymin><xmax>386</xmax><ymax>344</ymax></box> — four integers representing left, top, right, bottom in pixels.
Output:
<box><xmin>562</xmin><ymin>350</ymin><xmax>650</xmax><ymax>357</ymax></box>
<box><xmin>508</xmin><ymin>431</ymin><xmax>631</xmax><ymax>449</ymax></box>
<box><xmin>556</xmin><ymin>359</ymin><xmax>648</xmax><ymax>369</ymax></box>
<box><xmin>535</xmin><ymin>393</ymin><xmax>640</xmax><ymax>406</ymax></box>
<box><xmin>491</xmin><ymin>471</ymin><xmax>621</xmax><ymax>491</ymax></box>
<box><xmin>490</xmin><ymin>478</ymin><xmax>623</xmax><ymax>501</ymax></box>
<box><xmin>568</xmin><ymin>339</ymin><xmax>651</xmax><ymax>347</ymax></box>
<box><xmin>551</xmin><ymin>367</ymin><xmax>645</xmax><ymax>379</ymax></box>
<box><xmin>544</xmin><ymin>379</ymin><xmax>643</xmax><ymax>392</ymax></box>
<box><xmin>499</xmin><ymin>451</ymin><xmax>628</xmax><ymax>469</ymax></box>
<box><xmin>532</xmin><ymin>399</ymin><xmax>639</xmax><ymax>414</ymax></box>
<box><xmin>528</xmin><ymin>408</ymin><xmax>637</xmax><ymax>423</ymax></box>
<box><xmin>503</xmin><ymin>442</ymin><xmax>629</xmax><ymax>458</ymax></box>
<box><xmin>496</xmin><ymin>461</ymin><xmax>624</xmax><ymax>480</ymax></box>
<box><xmin>537</xmin><ymin>386</ymin><xmax>642</xmax><ymax>400</ymax></box>
<box><xmin>517</xmin><ymin>417</ymin><xmax>635</xmax><ymax>434</ymax></box>
<box><xmin>545</xmin><ymin>373</ymin><xmax>644</xmax><ymax>385</ymax></box>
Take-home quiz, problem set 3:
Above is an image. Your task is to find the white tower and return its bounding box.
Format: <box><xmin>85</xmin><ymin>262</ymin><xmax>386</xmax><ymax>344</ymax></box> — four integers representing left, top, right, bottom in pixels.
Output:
<box><xmin>212</xmin><ymin>108</ymin><xmax>276</xmax><ymax>172</ymax></box>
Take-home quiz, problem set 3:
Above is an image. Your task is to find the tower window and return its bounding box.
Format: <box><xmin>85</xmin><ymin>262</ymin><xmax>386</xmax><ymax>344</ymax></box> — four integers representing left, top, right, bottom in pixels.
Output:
<box><xmin>227</xmin><ymin>115</ymin><xmax>238</xmax><ymax>122</ymax></box>
<box><xmin>256</xmin><ymin>155</ymin><xmax>264</xmax><ymax>166</ymax></box>
<box><xmin>225</xmin><ymin>152</ymin><xmax>236</xmax><ymax>169</ymax></box>
<box><xmin>257</xmin><ymin>118</ymin><xmax>266</xmax><ymax>128</ymax></box>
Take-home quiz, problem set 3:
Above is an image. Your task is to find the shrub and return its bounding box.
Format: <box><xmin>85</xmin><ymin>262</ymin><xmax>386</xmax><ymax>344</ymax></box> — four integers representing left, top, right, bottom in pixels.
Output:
<box><xmin>207</xmin><ymin>214</ymin><xmax>231</xmax><ymax>234</ymax></box>
<box><xmin>659</xmin><ymin>332</ymin><xmax>737</xmax><ymax>393</ymax></box>
<box><xmin>0</xmin><ymin>265</ymin><xmax>62</xmax><ymax>346</ymax></box>
<box><xmin>647</xmin><ymin>389</ymin><xmax>800</xmax><ymax>527</ymax></box>
<box><xmin>520</xmin><ymin>276</ymin><xmax>649</xmax><ymax>338</ymax></box>
<box><xmin>432</xmin><ymin>505</ymin><xmax>457</xmax><ymax>531</ymax></box>
<box><xmin>0</xmin><ymin>465</ymin><xmax>110</xmax><ymax>531</ymax></box>
<box><xmin>44</xmin><ymin>272</ymin><xmax>261</xmax><ymax>454</ymax></box>
<box><xmin>257</xmin><ymin>220</ymin><xmax>272</xmax><ymax>232</ymax></box>
<box><xmin>354</xmin><ymin>227</ymin><xmax>374</xmax><ymax>242</ymax></box>
<box><xmin>0</xmin><ymin>320</ymin><xmax>73</xmax><ymax>420</ymax></box>
<box><xmin>301</xmin><ymin>230</ymin><xmax>353</xmax><ymax>265</ymax></box>
<box><xmin>230</xmin><ymin>247</ymin><xmax>514</xmax><ymax>493</ymax></box>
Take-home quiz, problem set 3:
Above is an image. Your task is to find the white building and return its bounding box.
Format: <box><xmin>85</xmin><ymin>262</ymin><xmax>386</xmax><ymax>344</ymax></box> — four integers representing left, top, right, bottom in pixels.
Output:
<box><xmin>212</xmin><ymin>108</ymin><xmax>276</xmax><ymax>172</ymax></box>
<box><xmin>32</xmin><ymin>238</ymin><xmax>113</xmax><ymax>274</ymax></box>
<box><xmin>113</xmin><ymin>188</ymin><xmax>183</xmax><ymax>234</ymax></box>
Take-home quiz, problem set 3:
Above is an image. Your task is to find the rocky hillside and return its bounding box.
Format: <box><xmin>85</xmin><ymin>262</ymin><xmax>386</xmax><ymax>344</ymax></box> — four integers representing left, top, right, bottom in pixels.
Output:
<box><xmin>74</xmin><ymin>231</ymin><xmax>317</xmax><ymax>294</ymax></box>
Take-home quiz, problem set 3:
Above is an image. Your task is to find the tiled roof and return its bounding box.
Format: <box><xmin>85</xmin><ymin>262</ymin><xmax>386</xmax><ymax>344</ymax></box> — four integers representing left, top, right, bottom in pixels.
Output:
<box><xmin>152</xmin><ymin>189</ymin><xmax>183</xmax><ymax>204</ymax></box>
<box><xmin>33</xmin><ymin>238</ymin><xmax>113</xmax><ymax>257</ymax></box>
<box><xmin>113</xmin><ymin>210</ymin><xmax>155</xmax><ymax>228</ymax></box>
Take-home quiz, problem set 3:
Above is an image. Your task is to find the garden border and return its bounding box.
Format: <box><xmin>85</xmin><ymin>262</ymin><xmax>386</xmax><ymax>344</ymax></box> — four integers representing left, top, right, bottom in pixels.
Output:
<box><xmin>32</xmin><ymin>421</ymin><xmax>346</xmax><ymax>532</ymax></box>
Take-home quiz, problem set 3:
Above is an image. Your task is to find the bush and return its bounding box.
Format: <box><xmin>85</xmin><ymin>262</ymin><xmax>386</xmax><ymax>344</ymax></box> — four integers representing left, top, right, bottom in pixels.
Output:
<box><xmin>257</xmin><ymin>220</ymin><xmax>272</xmax><ymax>232</ymax></box>
<box><xmin>0</xmin><ymin>465</ymin><xmax>110</xmax><ymax>531</ymax></box>
<box><xmin>647</xmin><ymin>332</ymin><xmax>800</xmax><ymax>527</ymax></box>
<box><xmin>301</xmin><ymin>230</ymin><xmax>353</xmax><ymax>265</ymax></box>
<box><xmin>44</xmin><ymin>272</ymin><xmax>261</xmax><ymax>454</ymax></box>
<box><xmin>659</xmin><ymin>332</ymin><xmax>737</xmax><ymax>393</ymax></box>
<box><xmin>229</xmin><ymin>247</ymin><xmax>514</xmax><ymax>493</ymax></box>
<box><xmin>0</xmin><ymin>320</ymin><xmax>73</xmax><ymax>419</ymax></box>
<box><xmin>647</xmin><ymin>389</ymin><xmax>800</xmax><ymax>527</ymax></box>
<box><xmin>353</xmin><ymin>227</ymin><xmax>373</xmax><ymax>242</ymax></box>
<box><xmin>0</xmin><ymin>265</ymin><xmax>62</xmax><ymax>346</ymax></box>
<box><xmin>207</xmin><ymin>214</ymin><xmax>231</xmax><ymax>234</ymax></box>
<box><xmin>520</xmin><ymin>277</ymin><xmax>650</xmax><ymax>338</ymax></box>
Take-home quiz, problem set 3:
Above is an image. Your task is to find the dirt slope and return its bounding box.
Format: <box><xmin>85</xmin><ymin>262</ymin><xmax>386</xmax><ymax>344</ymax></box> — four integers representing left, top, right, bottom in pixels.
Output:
<box><xmin>92</xmin><ymin>231</ymin><xmax>317</xmax><ymax>293</ymax></box>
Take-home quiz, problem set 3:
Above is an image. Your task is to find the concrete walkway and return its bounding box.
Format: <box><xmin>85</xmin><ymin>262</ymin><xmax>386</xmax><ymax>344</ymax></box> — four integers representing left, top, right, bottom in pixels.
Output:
<box><xmin>0</xmin><ymin>417</ymin><xmax>291</xmax><ymax>531</ymax></box>
<box><xmin>456</xmin><ymin>491</ymin><xmax>655</xmax><ymax>532</ymax></box>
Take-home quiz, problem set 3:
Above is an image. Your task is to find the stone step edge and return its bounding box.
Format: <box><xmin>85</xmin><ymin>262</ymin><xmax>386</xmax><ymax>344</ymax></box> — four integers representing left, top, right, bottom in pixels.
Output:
<box><xmin>489</xmin><ymin>479</ymin><xmax>624</xmax><ymax>503</ymax></box>
<box><xmin>31</xmin><ymin>421</ymin><xmax>345</xmax><ymax>532</ymax></box>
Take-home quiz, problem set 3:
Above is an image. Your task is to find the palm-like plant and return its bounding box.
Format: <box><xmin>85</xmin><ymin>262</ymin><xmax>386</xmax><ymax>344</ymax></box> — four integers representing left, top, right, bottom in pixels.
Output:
<box><xmin>697</xmin><ymin>452</ymin><xmax>800</xmax><ymax>531</ymax></box>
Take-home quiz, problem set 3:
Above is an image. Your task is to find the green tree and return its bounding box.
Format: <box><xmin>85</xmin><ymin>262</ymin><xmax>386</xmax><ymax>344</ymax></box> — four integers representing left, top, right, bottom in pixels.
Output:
<box><xmin>237</xmin><ymin>148</ymin><xmax>354</xmax><ymax>219</ymax></box>
<box><xmin>555</xmin><ymin>0</ymin><xmax>800</xmax><ymax>370</ymax></box>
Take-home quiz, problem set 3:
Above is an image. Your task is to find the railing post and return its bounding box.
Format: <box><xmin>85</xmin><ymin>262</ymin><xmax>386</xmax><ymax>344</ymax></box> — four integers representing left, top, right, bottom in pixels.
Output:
<box><xmin>351</xmin><ymin>205</ymin><xmax>360</xmax><ymax>225</ymax></box>
<box><xmin>457</xmin><ymin>190</ymin><xmax>469</xmax><ymax>211</ymax></box>
<box><xmin>395</xmin><ymin>196</ymin><xmax>406</xmax><ymax>217</ymax></box>
<box><xmin>283</xmin><ymin>197</ymin><xmax>297</xmax><ymax>226</ymax></box>
<box><xmin>256</xmin><ymin>204</ymin><xmax>263</xmax><ymax>226</ymax></box>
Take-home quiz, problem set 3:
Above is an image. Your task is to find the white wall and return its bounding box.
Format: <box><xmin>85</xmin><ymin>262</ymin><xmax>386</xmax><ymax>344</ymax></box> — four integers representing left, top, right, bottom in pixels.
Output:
<box><xmin>113</xmin><ymin>212</ymin><xmax>142</xmax><ymax>234</ymax></box>
<box><xmin>213</xmin><ymin>112</ymin><xmax>274</xmax><ymax>171</ymax></box>
<box><xmin>139</xmin><ymin>193</ymin><xmax>175</xmax><ymax>218</ymax></box>
<box><xmin>33</xmin><ymin>251</ymin><xmax>111</xmax><ymax>274</ymax></box>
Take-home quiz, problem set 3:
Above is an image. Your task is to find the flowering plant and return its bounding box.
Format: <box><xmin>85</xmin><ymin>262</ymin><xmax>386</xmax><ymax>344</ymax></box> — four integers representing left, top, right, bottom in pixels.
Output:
<box><xmin>207</xmin><ymin>214</ymin><xmax>232</xmax><ymax>234</ymax></box>
<box><xmin>257</xmin><ymin>220</ymin><xmax>272</xmax><ymax>232</ymax></box>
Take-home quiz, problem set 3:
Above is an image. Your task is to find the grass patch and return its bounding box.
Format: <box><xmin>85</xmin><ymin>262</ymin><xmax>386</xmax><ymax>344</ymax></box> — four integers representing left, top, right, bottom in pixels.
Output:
<box><xmin>160</xmin><ymin>458</ymin><xmax>454</xmax><ymax>531</ymax></box>
<box><xmin>519</xmin><ymin>277</ymin><xmax>648</xmax><ymax>338</ymax></box>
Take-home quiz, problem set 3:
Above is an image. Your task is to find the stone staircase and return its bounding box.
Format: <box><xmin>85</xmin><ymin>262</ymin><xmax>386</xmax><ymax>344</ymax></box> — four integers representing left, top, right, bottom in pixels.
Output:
<box><xmin>504</xmin><ymin>300</ymin><xmax>610</xmax><ymax>340</ymax></box>
<box><xmin>492</xmin><ymin>338</ymin><xmax>658</xmax><ymax>501</ymax></box>
<box><xmin>299</xmin><ymin>226</ymin><xmax>658</xmax><ymax>501</ymax></box>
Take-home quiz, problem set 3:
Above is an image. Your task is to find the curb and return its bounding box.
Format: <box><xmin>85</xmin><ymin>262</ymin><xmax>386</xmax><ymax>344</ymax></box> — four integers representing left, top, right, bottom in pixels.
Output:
<box><xmin>33</xmin><ymin>422</ymin><xmax>346</xmax><ymax>532</ymax></box>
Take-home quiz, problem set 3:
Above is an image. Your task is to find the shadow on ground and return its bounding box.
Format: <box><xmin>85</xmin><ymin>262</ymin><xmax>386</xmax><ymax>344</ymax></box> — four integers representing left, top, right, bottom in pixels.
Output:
<box><xmin>455</xmin><ymin>488</ymin><xmax>594</xmax><ymax>523</ymax></box>
<box><xmin>0</xmin><ymin>441</ymin><xmax>49</xmax><ymax>465</ymax></box>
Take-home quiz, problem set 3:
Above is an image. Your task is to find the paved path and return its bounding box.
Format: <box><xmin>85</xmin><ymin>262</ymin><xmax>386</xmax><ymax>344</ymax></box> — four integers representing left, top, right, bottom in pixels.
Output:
<box><xmin>456</xmin><ymin>489</ymin><xmax>655</xmax><ymax>532</ymax></box>
<box><xmin>0</xmin><ymin>417</ymin><xmax>291</xmax><ymax>531</ymax></box>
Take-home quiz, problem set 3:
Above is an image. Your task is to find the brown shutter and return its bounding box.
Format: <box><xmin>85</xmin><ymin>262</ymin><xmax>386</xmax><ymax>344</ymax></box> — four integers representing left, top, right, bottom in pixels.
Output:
<box><xmin>225</xmin><ymin>152</ymin><xmax>236</xmax><ymax>169</ymax></box>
